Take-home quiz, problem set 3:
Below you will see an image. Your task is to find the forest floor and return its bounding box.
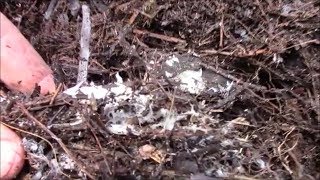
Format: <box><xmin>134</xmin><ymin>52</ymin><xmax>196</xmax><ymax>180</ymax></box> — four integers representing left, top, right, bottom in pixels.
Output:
<box><xmin>0</xmin><ymin>0</ymin><xmax>319</xmax><ymax>179</ymax></box>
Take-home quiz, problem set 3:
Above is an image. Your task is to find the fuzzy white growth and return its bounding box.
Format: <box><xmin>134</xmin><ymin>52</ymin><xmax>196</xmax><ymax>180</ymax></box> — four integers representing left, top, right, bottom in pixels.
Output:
<box><xmin>165</xmin><ymin>71</ymin><xmax>173</xmax><ymax>78</ymax></box>
<box><xmin>107</xmin><ymin>124</ymin><xmax>139</xmax><ymax>135</ymax></box>
<box><xmin>80</xmin><ymin>83</ymin><xmax>109</xmax><ymax>99</ymax></box>
<box><xmin>63</xmin><ymin>81</ymin><xmax>85</xmax><ymax>98</ymax></box>
<box><xmin>255</xmin><ymin>159</ymin><xmax>266</xmax><ymax>169</ymax></box>
<box><xmin>59</xmin><ymin>153</ymin><xmax>75</xmax><ymax>170</ymax></box>
<box><xmin>0</xmin><ymin>96</ymin><xmax>6</xmax><ymax>103</ymax></box>
<box><xmin>151</xmin><ymin>109</ymin><xmax>186</xmax><ymax>131</ymax></box>
<box><xmin>165</xmin><ymin>55</ymin><xmax>179</xmax><ymax>66</ymax></box>
<box><xmin>64</xmin><ymin>73</ymin><xmax>132</xmax><ymax>100</ymax></box>
<box><xmin>176</xmin><ymin>69</ymin><xmax>206</xmax><ymax>94</ymax></box>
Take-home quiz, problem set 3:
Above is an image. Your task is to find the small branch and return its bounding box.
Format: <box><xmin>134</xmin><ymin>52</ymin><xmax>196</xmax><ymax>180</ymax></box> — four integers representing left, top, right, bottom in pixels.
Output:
<box><xmin>18</xmin><ymin>103</ymin><xmax>95</xmax><ymax>179</ymax></box>
<box><xmin>199</xmin><ymin>61</ymin><xmax>267</xmax><ymax>91</ymax></box>
<box><xmin>201</xmin><ymin>48</ymin><xmax>270</xmax><ymax>57</ymax></box>
<box><xmin>128</xmin><ymin>10</ymin><xmax>139</xmax><ymax>25</ymax></box>
<box><xmin>311</xmin><ymin>73</ymin><xmax>320</xmax><ymax>124</ymax></box>
<box><xmin>77</xmin><ymin>4</ymin><xmax>91</xmax><ymax>84</ymax></box>
<box><xmin>283</xmin><ymin>39</ymin><xmax>319</xmax><ymax>51</ymax></box>
<box><xmin>49</xmin><ymin>83</ymin><xmax>62</xmax><ymax>105</ymax></box>
<box><xmin>86</xmin><ymin>120</ymin><xmax>112</xmax><ymax>175</ymax></box>
<box><xmin>133</xmin><ymin>29</ymin><xmax>186</xmax><ymax>44</ymax></box>
<box><xmin>219</xmin><ymin>14</ymin><xmax>224</xmax><ymax>48</ymax></box>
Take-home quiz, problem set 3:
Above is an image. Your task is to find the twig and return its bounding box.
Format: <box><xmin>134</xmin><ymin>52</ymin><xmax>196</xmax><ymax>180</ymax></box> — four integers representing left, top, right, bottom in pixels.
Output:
<box><xmin>128</xmin><ymin>10</ymin><xmax>139</xmax><ymax>25</ymax></box>
<box><xmin>115</xmin><ymin>1</ymin><xmax>134</xmax><ymax>13</ymax></box>
<box><xmin>202</xmin><ymin>40</ymin><xmax>317</xmax><ymax>58</ymax></box>
<box><xmin>77</xmin><ymin>4</ymin><xmax>91</xmax><ymax>84</ymax></box>
<box><xmin>277</xmin><ymin>126</ymin><xmax>297</xmax><ymax>175</ymax></box>
<box><xmin>311</xmin><ymin>73</ymin><xmax>320</xmax><ymax>124</ymax></box>
<box><xmin>201</xmin><ymin>48</ymin><xmax>270</xmax><ymax>57</ymax></box>
<box><xmin>199</xmin><ymin>61</ymin><xmax>267</xmax><ymax>91</ymax></box>
<box><xmin>49</xmin><ymin>83</ymin><xmax>62</xmax><ymax>105</ymax></box>
<box><xmin>91</xmin><ymin>59</ymin><xmax>108</xmax><ymax>71</ymax></box>
<box><xmin>86</xmin><ymin>120</ymin><xmax>112</xmax><ymax>175</ymax></box>
<box><xmin>219</xmin><ymin>14</ymin><xmax>224</xmax><ymax>48</ymax></box>
<box><xmin>133</xmin><ymin>29</ymin><xmax>186</xmax><ymax>44</ymax></box>
<box><xmin>17</xmin><ymin>103</ymin><xmax>95</xmax><ymax>179</ymax></box>
<box><xmin>48</xmin><ymin>105</ymin><xmax>65</xmax><ymax>125</ymax></box>
<box><xmin>28</xmin><ymin>102</ymin><xmax>67</xmax><ymax>111</ymax></box>
<box><xmin>287</xmin><ymin>148</ymin><xmax>304</xmax><ymax>178</ymax></box>
<box><xmin>233</xmin><ymin>176</ymin><xmax>259</xmax><ymax>180</ymax></box>
<box><xmin>201</xmin><ymin>48</ymin><xmax>233</xmax><ymax>56</ymax></box>
<box><xmin>282</xmin><ymin>39</ymin><xmax>319</xmax><ymax>52</ymax></box>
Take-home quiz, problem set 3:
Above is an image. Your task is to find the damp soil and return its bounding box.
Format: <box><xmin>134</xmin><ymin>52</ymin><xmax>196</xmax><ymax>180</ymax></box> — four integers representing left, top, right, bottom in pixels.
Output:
<box><xmin>0</xmin><ymin>0</ymin><xmax>319</xmax><ymax>179</ymax></box>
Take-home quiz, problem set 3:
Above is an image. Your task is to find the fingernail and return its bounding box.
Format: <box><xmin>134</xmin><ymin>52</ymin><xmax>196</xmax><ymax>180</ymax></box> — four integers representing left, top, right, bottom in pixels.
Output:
<box><xmin>38</xmin><ymin>74</ymin><xmax>56</xmax><ymax>95</ymax></box>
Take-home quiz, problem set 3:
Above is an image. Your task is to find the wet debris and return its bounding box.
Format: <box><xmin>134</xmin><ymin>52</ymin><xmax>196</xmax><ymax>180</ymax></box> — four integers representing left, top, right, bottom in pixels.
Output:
<box><xmin>1</xmin><ymin>0</ymin><xmax>319</xmax><ymax>179</ymax></box>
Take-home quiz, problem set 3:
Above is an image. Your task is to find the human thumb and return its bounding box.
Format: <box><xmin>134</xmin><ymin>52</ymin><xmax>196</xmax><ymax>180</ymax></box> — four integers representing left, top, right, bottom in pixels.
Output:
<box><xmin>0</xmin><ymin>123</ymin><xmax>25</xmax><ymax>179</ymax></box>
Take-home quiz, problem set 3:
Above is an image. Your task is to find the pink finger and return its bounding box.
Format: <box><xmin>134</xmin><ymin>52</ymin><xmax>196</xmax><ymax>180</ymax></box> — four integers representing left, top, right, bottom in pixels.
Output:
<box><xmin>0</xmin><ymin>123</ymin><xmax>25</xmax><ymax>179</ymax></box>
<box><xmin>0</xmin><ymin>12</ymin><xmax>56</xmax><ymax>95</ymax></box>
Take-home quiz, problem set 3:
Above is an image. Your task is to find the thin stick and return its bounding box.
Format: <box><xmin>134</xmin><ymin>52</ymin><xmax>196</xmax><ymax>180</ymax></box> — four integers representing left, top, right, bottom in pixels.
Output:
<box><xmin>77</xmin><ymin>4</ymin><xmax>91</xmax><ymax>84</ymax></box>
<box><xmin>201</xmin><ymin>48</ymin><xmax>233</xmax><ymax>56</ymax></box>
<box><xmin>219</xmin><ymin>14</ymin><xmax>224</xmax><ymax>48</ymax></box>
<box><xmin>201</xmin><ymin>48</ymin><xmax>270</xmax><ymax>57</ymax></box>
<box><xmin>277</xmin><ymin>126</ymin><xmax>296</xmax><ymax>174</ymax></box>
<box><xmin>283</xmin><ymin>39</ymin><xmax>319</xmax><ymax>51</ymax></box>
<box><xmin>49</xmin><ymin>83</ymin><xmax>62</xmax><ymax>105</ymax></box>
<box><xmin>17</xmin><ymin>103</ymin><xmax>95</xmax><ymax>179</ymax></box>
<box><xmin>199</xmin><ymin>61</ymin><xmax>267</xmax><ymax>91</ymax></box>
<box><xmin>311</xmin><ymin>74</ymin><xmax>320</xmax><ymax>124</ymax></box>
<box><xmin>128</xmin><ymin>10</ymin><xmax>139</xmax><ymax>25</ymax></box>
<box><xmin>86</xmin><ymin>120</ymin><xmax>112</xmax><ymax>175</ymax></box>
<box><xmin>133</xmin><ymin>29</ymin><xmax>186</xmax><ymax>44</ymax></box>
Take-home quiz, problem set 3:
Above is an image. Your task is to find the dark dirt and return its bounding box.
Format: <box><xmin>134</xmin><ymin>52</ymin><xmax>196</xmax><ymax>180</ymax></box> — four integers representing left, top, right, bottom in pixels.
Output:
<box><xmin>0</xmin><ymin>0</ymin><xmax>319</xmax><ymax>179</ymax></box>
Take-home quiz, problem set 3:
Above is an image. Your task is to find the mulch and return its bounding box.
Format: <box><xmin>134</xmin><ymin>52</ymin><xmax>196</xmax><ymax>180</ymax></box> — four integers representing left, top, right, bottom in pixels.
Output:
<box><xmin>0</xmin><ymin>0</ymin><xmax>319</xmax><ymax>179</ymax></box>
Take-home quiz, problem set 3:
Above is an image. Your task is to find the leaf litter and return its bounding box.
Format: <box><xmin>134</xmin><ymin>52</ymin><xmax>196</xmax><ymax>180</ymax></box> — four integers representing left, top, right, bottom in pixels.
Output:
<box><xmin>0</xmin><ymin>0</ymin><xmax>319</xmax><ymax>179</ymax></box>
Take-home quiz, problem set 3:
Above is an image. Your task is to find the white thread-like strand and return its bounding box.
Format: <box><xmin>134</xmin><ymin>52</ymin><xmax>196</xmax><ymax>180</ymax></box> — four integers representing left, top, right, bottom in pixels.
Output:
<box><xmin>77</xmin><ymin>4</ymin><xmax>91</xmax><ymax>83</ymax></box>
